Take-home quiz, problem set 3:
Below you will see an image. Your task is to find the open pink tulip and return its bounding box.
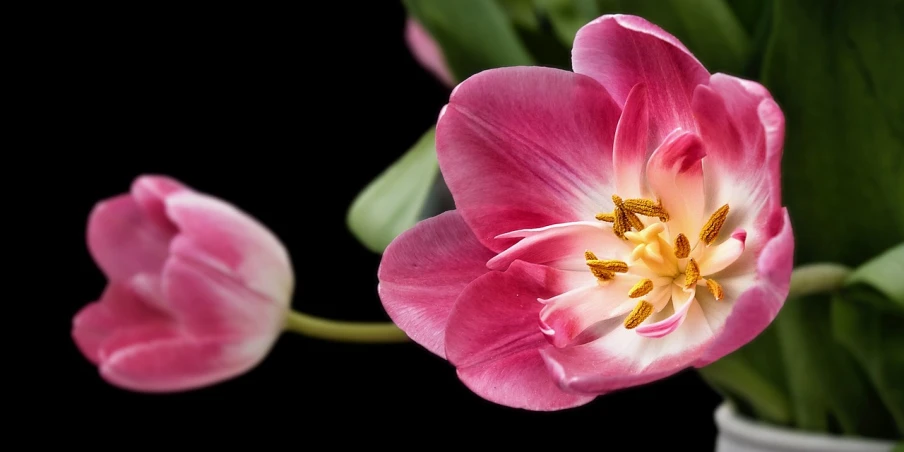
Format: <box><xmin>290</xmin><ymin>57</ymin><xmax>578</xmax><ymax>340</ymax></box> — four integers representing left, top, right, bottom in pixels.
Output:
<box><xmin>379</xmin><ymin>15</ymin><xmax>794</xmax><ymax>410</ymax></box>
<box><xmin>72</xmin><ymin>175</ymin><xmax>294</xmax><ymax>392</ymax></box>
<box><xmin>405</xmin><ymin>17</ymin><xmax>455</xmax><ymax>87</ymax></box>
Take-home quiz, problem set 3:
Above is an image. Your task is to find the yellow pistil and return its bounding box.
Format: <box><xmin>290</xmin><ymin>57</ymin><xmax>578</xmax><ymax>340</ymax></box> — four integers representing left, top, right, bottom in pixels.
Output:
<box><xmin>674</xmin><ymin>233</ymin><xmax>690</xmax><ymax>259</ymax></box>
<box><xmin>700</xmin><ymin>204</ymin><xmax>730</xmax><ymax>245</ymax></box>
<box><xmin>624</xmin><ymin>300</ymin><xmax>654</xmax><ymax>329</ymax></box>
<box><xmin>685</xmin><ymin>258</ymin><xmax>701</xmax><ymax>288</ymax></box>
<box><xmin>706</xmin><ymin>279</ymin><xmax>724</xmax><ymax>301</ymax></box>
<box><xmin>623</xmin><ymin>198</ymin><xmax>669</xmax><ymax>222</ymax></box>
<box><xmin>628</xmin><ymin>278</ymin><xmax>654</xmax><ymax>298</ymax></box>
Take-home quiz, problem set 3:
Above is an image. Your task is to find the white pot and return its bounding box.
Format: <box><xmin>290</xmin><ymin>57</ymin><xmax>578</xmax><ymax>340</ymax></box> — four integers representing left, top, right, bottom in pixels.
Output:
<box><xmin>714</xmin><ymin>402</ymin><xmax>898</xmax><ymax>452</ymax></box>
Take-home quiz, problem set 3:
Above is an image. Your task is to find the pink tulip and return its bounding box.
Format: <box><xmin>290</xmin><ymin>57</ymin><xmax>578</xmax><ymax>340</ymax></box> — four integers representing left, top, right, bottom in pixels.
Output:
<box><xmin>72</xmin><ymin>175</ymin><xmax>294</xmax><ymax>392</ymax></box>
<box><xmin>379</xmin><ymin>15</ymin><xmax>793</xmax><ymax>410</ymax></box>
<box><xmin>405</xmin><ymin>17</ymin><xmax>455</xmax><ymax>87</ymax></box>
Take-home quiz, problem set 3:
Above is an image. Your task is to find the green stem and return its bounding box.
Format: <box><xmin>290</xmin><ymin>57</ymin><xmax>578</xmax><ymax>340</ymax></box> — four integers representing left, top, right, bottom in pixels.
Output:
<box><xmin>788</xmin><ymin>262</ymin><xmax>853</xmax><ymax>299</ymax></box>
<box><xmin>284</xmin><ymin>310</ymin><xmax>410</xmax><ymax>344</ymax></box>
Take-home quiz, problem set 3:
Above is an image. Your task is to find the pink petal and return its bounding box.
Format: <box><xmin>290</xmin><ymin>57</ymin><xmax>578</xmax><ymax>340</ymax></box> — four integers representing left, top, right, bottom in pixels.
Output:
<box><xmin>635</xmin><ymin>287</ymin><xmax>695</xmax><ymax>338</ymax></box>
<box><xmin>539</xmin><ymin>277</ymin><xmax>639</xmax><ymax>348</ymax></box>
<box><xmin>130</xmin><ymin>175</ymin><xmax>186</xmax><ymax>234</ymax></box>
<box><xmin>699</xmin><ymin>229</ymin><xmax>746</xmax><ymax>276</ymax></box>
<box><xmin>572</xmin><ymin>15</ymin><xmax>709</xmax><ymax>143</ymax></box>
<box><xmin>612</xmin><ymin>83</ymin><xmax>653</xmax><ymax>199</ymax></box>
<box><xmin>694</xmin><ymin>75</ymin><xmax>785</xmax><ymax>260</ymax></box>
<box><xmin>87</xmin><ymin>194</ymin><xmax>175</xmax><ymax>282</ymax></box>
<box><xmin>71</xmin><ymin>281</ymin><xmax>169</xmax><ymax>364</ymax></box>
<box><xmin>695</xmin><ymin>208</ymin><xmax>793</xmax><ymax>367</ymax></box>
<box><xmin>377</xmin><ymin>211</ymin><xmax>495</xmax><ymax>358</ymax></box>
<box><xmin>488</xmin><ymin>221</ymin><xmax>630</xmax><ymax>272</ymax></box>
<box><xmin>444</xmin><ymin>261</ymin><xmax>594</xmax><ymax>410</ymax></box>
<box><xmin>405</xmin><ymin>18</ymin><xmax>454</xmax><ymax>87</ymax></box>
<box><xmin>100</xmin><ymin>334</ymin><xmax>270</xmax><ymax>393</ymax></box>
<box><xmin>161</xmin><ymin>254</ymin><xmax>286</xmax><ymax>338</ymax></box>
<box><xmin>436</xmin><ymin>66</ymin><xmax>622</xmax><ymax>252</ymax></box>
<box><xmin>164</xmin><ymin>191</ymin><xmax>293</xmax><ymax>306</ymax></box>
<box><xmin>541</xmin><ymin>296</ymin><xmax>714</xmax><ymax>394</ymax></box>
<box><xmin>645</xmin><ymin>130</ymin><xmax>706</xmax><ymax>237</ymax></box>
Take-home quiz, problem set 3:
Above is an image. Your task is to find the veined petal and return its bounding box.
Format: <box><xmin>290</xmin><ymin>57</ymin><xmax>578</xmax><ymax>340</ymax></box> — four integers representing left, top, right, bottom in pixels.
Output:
<box><xmin>612</xmin><ymin>83</ymin><xmax>653</xmax><ymax>199</ymax></box>
<box><xmin>539</xmin><ymin>277</ymin><xmax>639</xmax><ymax>348</ymax></box>
<box><xmin>436</xmin><ymin>66</ymin><xmax>622</xmax><ymax>252</ymax></box>
<box><xmin>378</xmin><ymin>211</ymin><xmax>495</xmax><ymax>358</ymax></box>
<box><xmin>695</xmin><ymin>209</ymin><xmax>793</xmax><ymax>367</ymax></box>
<box><xmin>445</xmin><ymin>261</ymin><xmax>594</xmax><ymax>410</ymax></box>
<box><xmin>645</xmin><ymin>130</ymin><xmax>706</xmax><ymax>238</ymax></box>
<box><xmin>87</xmin><ymin>195</ymin><xmax>174</xmax><ymax>282</ymax></box>
<box><xmin>572</xmin><ymin>15</ymin><xmax>709</xmax><ymax>142</ymax></box>
<box><xmin>489</xmin><ymin>221</ymin><xmax>630</xmax><ymax>271</ymax></box>
<box><xmin>699</xmin><ymin>229</ymin><xmax>746</xmax><ymax>276</ymax></box>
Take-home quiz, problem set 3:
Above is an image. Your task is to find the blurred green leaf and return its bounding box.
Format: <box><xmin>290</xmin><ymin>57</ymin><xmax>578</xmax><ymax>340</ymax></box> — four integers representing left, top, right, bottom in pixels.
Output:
<box><xmin>496</xmin><ymin>0</ymin><xmax>540</xmax><ymax>30</ymax></box>
<box><xmin>533</xmin><ymin>0</ymin><xmax>600</xmax><ymax>47</ymax></box>
<box><xmin>893</xmin><ymin>442</ymin><xmax>904</xmax><ymax>452</ymax></box>
<box><xmin>832</xmin><ymin>289</ymin><xmax>904</xmax><ymax>437</ymax></box>
<box><xmin>698</xmin><ymin>325</ymin><xmax>793</xmax><ymax>425</ymax></box>
<box><xmin>403</xmin><ymin>0</ymin><xmax>535</xmax><ymax>82</ymax></box>
<box><xmin>761</xmin><ymin>0</ymin><xmax>904</xmax><ymax>268</ymax></box>
<box><xmin>775</xmin><ymin>294</ymin><xmax>895</xmax><ymax>437</ymax></box>
<box><xmin>594</xmin><ymin>0</ymin><xmax>752</xmax><ymax>75</ymax></box>
<box><xmin>346</xmin><ymin>127</ymin><xmax>439</xmax><ymax>254</ymax></box>
<box><xmin>846</xmin><ymin>242</ymin><xmax>904</xmax><ymax>310</ymax></box>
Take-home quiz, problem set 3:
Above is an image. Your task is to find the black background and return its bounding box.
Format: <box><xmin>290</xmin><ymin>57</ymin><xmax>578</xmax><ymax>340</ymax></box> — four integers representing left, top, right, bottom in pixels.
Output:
<box><xmin>46</xmin><ymin>3</ymin><xmax>720</xmax><ymax>446</ymax></box>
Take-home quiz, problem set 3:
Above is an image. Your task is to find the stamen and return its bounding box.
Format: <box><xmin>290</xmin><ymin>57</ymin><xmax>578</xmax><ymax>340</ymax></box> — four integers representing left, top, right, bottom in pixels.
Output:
<box><xmin>674</xmin><ymin>233</ymin><xmax>690</xmax><ymax>259</ymax></box>
<box><xmin>623</xmin><ymin>198</ymin><xmax>670</xmax><ymax>221</ymax></box>
<box><xmin>700</xmin><ymin>204</ymin><xmax>730</xmax><ymax>245</ymax></box>
<box><xmin>613</xmin><ymin>209</ymin><xmax>630</xmax><ymax>238</ymax></box>
<box><xmin>595</xmin><ymin>212</ymin><xmax>615</xmax><ymax>222</ymax></box>
<box><xmin>624</xmin><ymin>300</ymin><xmax>654</xmax><ymax>329</ymax></box>
<box><xmin>586</xmin><ymin>250</ymin><xmax>614</xmax><ymax>281</ymax></box>
<box><xmin>587</xmin><ymin>259</ymin><xmax>629</xmax><ymax>273</ymax></box>
<box><xmin>706</xmin><ymin>279</ymin><xmax>724</xmax><ymax>301</ymax></box>
<box><xmin>628</xmin><ymin>279</ymin><xmax>654</xmax><ymax>298</ymax></box>
<box><xmin>685</xmin><ymin>258</ymin><xmax>701</xmax><ymax>288</ymax></box>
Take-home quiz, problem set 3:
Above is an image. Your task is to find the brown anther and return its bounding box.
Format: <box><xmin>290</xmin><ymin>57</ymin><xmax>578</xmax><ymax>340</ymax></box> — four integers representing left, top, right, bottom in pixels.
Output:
<box><xmin>587</xmin><ymin>259</ymin><xmax>629</xmax><ymax>273</ymax></box>
<box><xmin>623</xmin><ymin>198</ymin><xmax>670</xmax><ymax>222</ymax></box>
<box><xmin>586</xmin><ymin>251</ymin><xmax>615</xmax><ymax>281</ymax></box>
<box><xmin>674</xmin><ymin>233</ymin><xmax>690</xmax><ymax>259</ymax></box>
<box><xmin>706</xmin><ymin>279</ymin><xmax>724</xmax><ymax>301</ymax></box>
<box><xmin>628</xmin><ymin>279</ymin><xmax>654</xmax><ymax>298</ymax></box>
<box><xmin>625</xmin><ymin>210</ymin><xmax>645</xmax><ymax>231</ymax></box>
<box><xmin>612</xmin><ymin>209</ymin><xmax>630</xmax><ymax>239</ymax></box>
<box><xmin>624</xmin><ymin>300</ymin><xmax>654</xmax><ymax>329</ymax></box>
<box><xmin>595</xmin><ymin>212</ymin><xmax>615</xmax><ymax>222</ymax></box>
<box><xmin>585</xmin><ymin>250</ymin><xmax>598</xmax><ymax>261</ymax></box>
<box><xmin>700</xmin><ymin>204</ymin><xmax>730</xmax><ymax>245</ymax></box>
<box><xmin>685</xmin><ymin>258</ymin><xmax>701</xmax><ymax>288</ymax></box>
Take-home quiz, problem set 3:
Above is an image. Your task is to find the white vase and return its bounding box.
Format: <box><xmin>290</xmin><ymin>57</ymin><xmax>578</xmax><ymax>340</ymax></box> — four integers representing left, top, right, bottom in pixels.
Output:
<box><xmin>714</xmin><ymin>402</ymin><xmax>898</xmax><ymax>452</ymax></box>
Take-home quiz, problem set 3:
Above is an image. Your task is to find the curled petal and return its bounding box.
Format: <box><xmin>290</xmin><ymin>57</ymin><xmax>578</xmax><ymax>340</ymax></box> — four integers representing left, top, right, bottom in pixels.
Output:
<box><xmin>437</xmin><ymin>66</ymin><xmax>621</xmax><ymax>251</ymax></box>
<box><xmin>573</xmin><ymin>15</ymin><xmax>709</xmax><ymax>142</ymax></box>
<box><xmin>539</xmin><ymin>277</ymin><xmax>639</xmax><ymax>347</ymax></box>
<box><xmin>489</xmin><ymin>221</ymin><xmax>630</xmax><ymax>271</ymax></box>
<box><xmin>635</xmin><ymin>287</ymin><xmax>695</xmax><ymax>338</ymax></box>
<box><xmin>699</xmin><ymin>229</ymin><xmax>746</xmax><ymax>276</ymax></box>
<box><xmin>378</xmin><ymin>211</ymin><xmax>495</xmax><ymax>358</ymax></box>
<box><xmin>645</xmin><ymin>130</ymin><xmax>706</xmax><ymax>237</ymax></box>
<box><xmin>445</xmin><ymin>261</ymin><xmax>594</xmax><ymax>410</ymax></box>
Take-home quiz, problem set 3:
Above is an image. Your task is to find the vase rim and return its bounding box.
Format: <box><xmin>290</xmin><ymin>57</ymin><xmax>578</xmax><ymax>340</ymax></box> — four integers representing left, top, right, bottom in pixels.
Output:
<box><xmin>714</xmin><ymin>402</ymin><xmax>896</xmax><ymax>451</ymax></box>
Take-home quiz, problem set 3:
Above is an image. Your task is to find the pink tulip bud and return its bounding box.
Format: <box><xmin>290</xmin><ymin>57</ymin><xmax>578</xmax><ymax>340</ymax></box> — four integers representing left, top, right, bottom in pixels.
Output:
<box><xmin>72</xmin><ymin>175</ymin><xmax>294</xmax><ymax>392</ymax></box>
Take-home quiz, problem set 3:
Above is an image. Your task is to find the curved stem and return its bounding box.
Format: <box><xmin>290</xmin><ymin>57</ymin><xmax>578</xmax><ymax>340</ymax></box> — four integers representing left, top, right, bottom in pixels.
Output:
<box><xmin>787</xmin><ymin>262</ymin><xmax>852</xmax><ymax>299</ymax></box>
<box><xmin>284</xmin><ymin>310</ymin><xmax>409</xmax><ymax>343</ymax></box>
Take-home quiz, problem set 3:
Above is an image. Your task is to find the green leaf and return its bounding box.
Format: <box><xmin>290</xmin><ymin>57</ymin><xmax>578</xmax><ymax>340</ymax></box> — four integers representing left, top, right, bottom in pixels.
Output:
<box><xmin>533</xmin><ymin>0</ymin><xmax>600</xmax><ymax>47</ymax></box>
<box><xmin>846</xmin><ymin>242</ymin><xmax>904</xmax><ymax>309</ymax></box>
<box><xmin>346</xmin><ymin>128</ymin><xmax>439</xmax><ymax>254</ymax></box>
<box><xmin>403</xmin><ymin>0</ymin><xmax>535</xmax><ymax>82</ymax></box>
<box><xmin>775</xmin><ymin>294</ymin><xmax>895</xmax><ymax>437</ymax></box>
<box><xmin>893</xmin><ymin>442</ymin><xmax>904</xmax><ymax>452</ymax></box>
<box><xmin>698</xmin><ymin>328</ymin><xmax>793</xmax><ymax>425</ymax></box>
<box><xmin>593</xmin><ymin>0</ymin><xmax>752</xmax><ymax>75</ymax></box>
<box><xmin>760</xmin><ymin>0</ymin><xmax>904</xmax><ymax>268</ymax></box>
<box><xmin>832</xmin><ymin>289</ymin><xmax>904</xmax><ymax>437</ymax></box>
<box><xmin>496</xmin><ymin>0</ymin><xmax>540</xmax><ymax>30</ymax></box>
